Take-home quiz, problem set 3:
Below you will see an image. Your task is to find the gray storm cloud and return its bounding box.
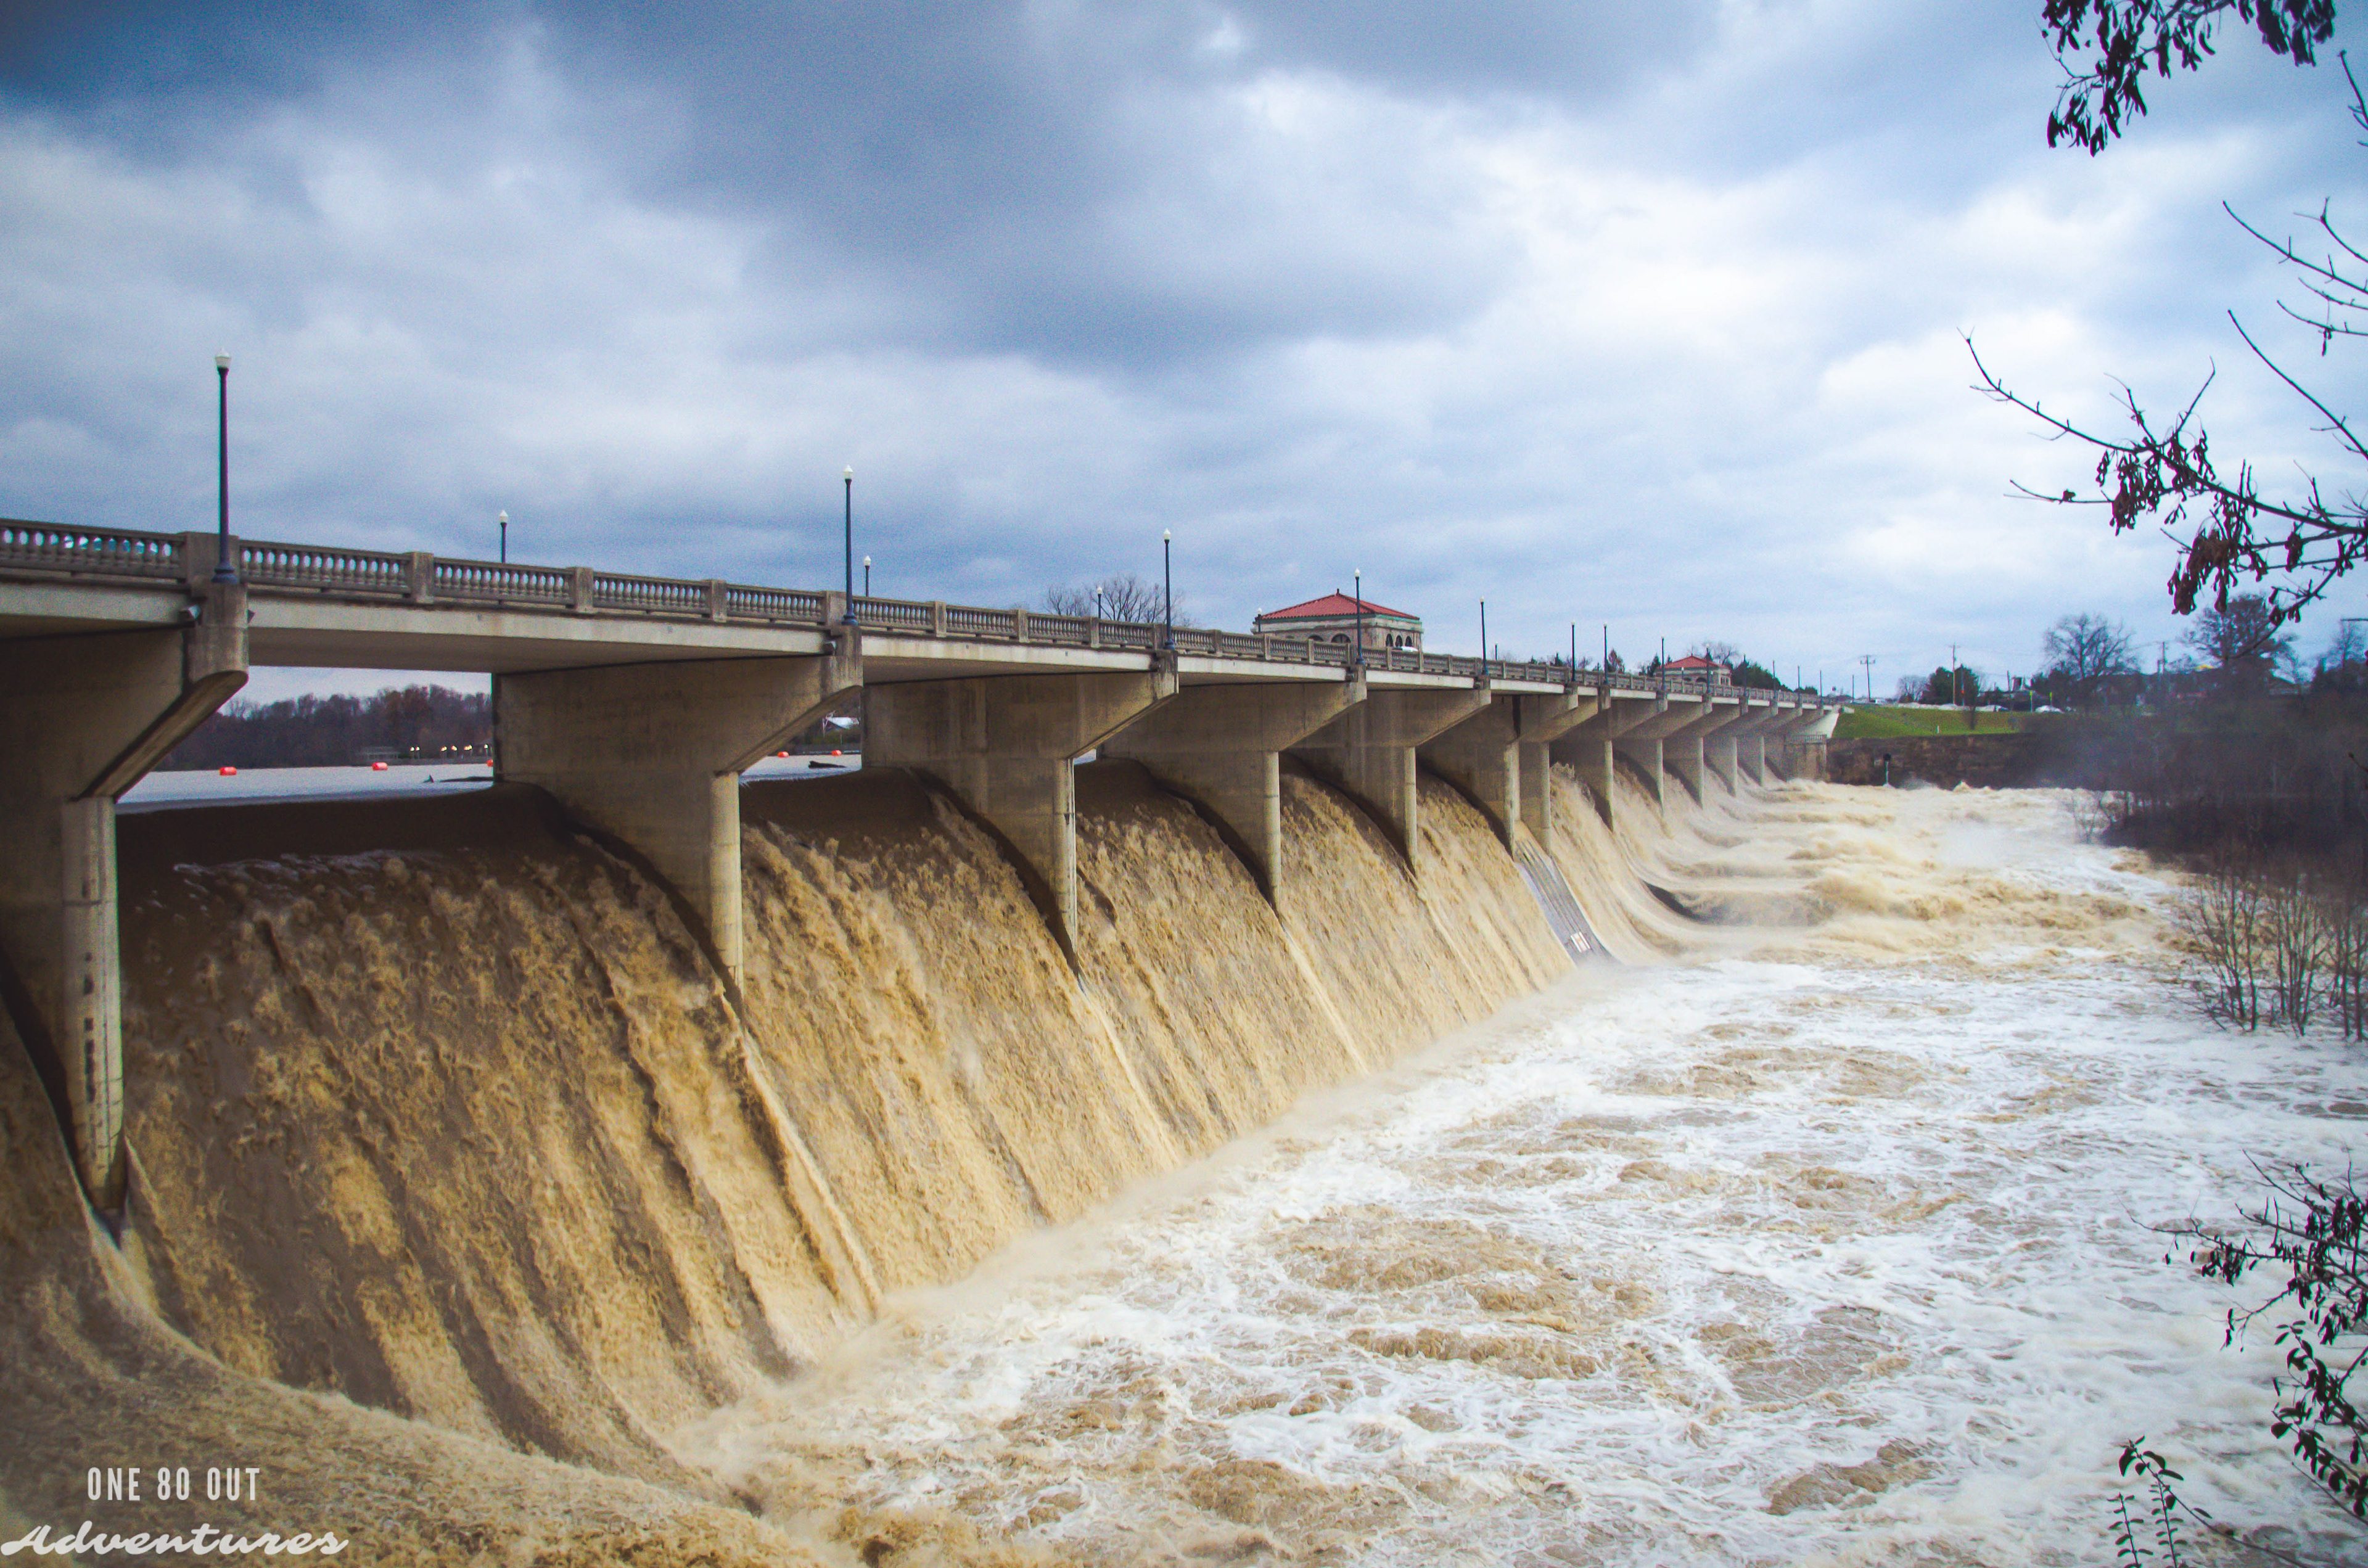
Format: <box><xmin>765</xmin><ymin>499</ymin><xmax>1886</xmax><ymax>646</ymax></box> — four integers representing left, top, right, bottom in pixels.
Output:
<box><xmin>3</xmin><ymin>0</ymin><xmax>2363</xmax><ymax>702</ymax></box>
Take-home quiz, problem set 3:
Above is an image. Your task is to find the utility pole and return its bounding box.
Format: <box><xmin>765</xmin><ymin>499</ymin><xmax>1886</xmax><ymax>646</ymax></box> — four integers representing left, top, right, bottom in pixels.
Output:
<box><xmin>1858</xmin><ymin>654</ymin><xmax>1875</xmax><ymax>702</ymax></box>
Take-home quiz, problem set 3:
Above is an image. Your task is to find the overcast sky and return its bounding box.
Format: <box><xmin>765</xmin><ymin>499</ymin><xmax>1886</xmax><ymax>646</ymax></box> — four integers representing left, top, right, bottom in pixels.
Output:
<box><xmin>5</xmin><ymin>0</ymin><xmax>2364</xmax><ymax>703</ymax></box>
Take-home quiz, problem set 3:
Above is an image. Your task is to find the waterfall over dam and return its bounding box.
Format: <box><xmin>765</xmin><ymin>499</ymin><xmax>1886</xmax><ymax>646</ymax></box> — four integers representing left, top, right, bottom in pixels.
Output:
<box><xmin>4</xmin><ymin>763</ymin><xmax>2348</xmax><ymax>1564</ymax></box>
<box><xmin>2</xmin><ymin>755</ymin><xmax>1672</xmax><ymax>1556</ymax></box>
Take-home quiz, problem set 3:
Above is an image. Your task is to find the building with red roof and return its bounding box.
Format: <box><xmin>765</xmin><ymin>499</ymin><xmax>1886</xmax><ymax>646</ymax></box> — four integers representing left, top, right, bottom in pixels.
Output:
<box><xmin>1252</xmin><ymin>591</ymin><xmax>1423</xmax><ymax>653</ymax></box>
<box><xmin>1662</xmin><ymin>654</ymin><xmax>1734</xmax><ymax>686</ymax></box>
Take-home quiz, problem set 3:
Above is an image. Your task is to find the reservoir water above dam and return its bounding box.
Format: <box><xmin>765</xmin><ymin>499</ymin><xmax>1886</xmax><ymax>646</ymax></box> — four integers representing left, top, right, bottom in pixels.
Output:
<box><xmin>3</xmin><ymin>768</ymin><xmax>2359</xmax><ymax>1566</ymax></box>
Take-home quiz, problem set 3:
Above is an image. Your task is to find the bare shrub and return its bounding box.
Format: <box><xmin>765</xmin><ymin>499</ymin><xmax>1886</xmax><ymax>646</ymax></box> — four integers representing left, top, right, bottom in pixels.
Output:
<box><xmin>2071</xmin><ymin>789</ymin><xmax>2112</xmax><ymax>841</ymax></box>
<box><xmin>2259</xmin><ymin>866</ymin><xmax>2325</xmax><ymax>1036</ymax></box>
<box><xmin>2326</xmin><ymin>874</ymin><xmax>2368</xmax><ymax>1043</ymax></box>
<box><xmin>2177</xmin><ymin>860</ymin><xmax>2265</xmax><ymax>1031</ymax></box>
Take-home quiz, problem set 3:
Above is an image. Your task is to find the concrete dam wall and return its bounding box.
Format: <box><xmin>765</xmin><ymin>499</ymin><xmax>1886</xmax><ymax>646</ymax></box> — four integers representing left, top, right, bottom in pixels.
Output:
<box><xmin>2</xmin><ymin>758</ymin><xmax>1735</xmax><ymax>1562</ymax></box>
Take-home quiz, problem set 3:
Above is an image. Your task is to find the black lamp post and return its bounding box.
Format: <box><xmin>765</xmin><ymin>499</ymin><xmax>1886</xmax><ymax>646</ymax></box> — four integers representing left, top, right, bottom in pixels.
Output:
<box><xmin>842</xmin><ymin>467</ymin><xmax>857</xmax><ymax>624</ymax></box>
<box><xmin>1162</xmin><ymin>529</ymin><xmax>1173</xmax><ymax>650</ymax></box>
<box><xmin>1354</xmin><ymin>569</ymin><xmax>1365</xmax><ymax>666</ymax></box>
<box><xmin>498</xmin><ymin>510</ymin><xmax>508</xmax><ymax>564</ymax></box>
<box><xmin>1479</xmin><ymin>599</ymin><xmax>1487</xmax><ymax>680</ymax></box>
<box><xmin>863</xmin><ymin>554</ymin><xmax>871</xmax><ymax>597</ymax></box>
<box><xmin>212</xmin><ymin>354</ymin><xmax>237</xmax><ymax>585</ymax></box>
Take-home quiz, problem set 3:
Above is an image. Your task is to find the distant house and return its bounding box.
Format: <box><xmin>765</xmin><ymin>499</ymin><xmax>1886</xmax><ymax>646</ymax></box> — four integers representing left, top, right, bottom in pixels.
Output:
<box><xmin>1253</xmin><ymin>591</ymin><xmax>1423</xmax><ymax>652</ymax></box>
<box><xmin>1663</xmin><ymin>654</ymin><xmax>1734</xmax><ymax>686</ymax></box>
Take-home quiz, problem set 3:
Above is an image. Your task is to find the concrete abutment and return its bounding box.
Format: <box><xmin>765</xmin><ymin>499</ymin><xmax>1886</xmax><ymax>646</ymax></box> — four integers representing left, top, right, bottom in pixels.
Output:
<box><xmin>0</xmin><ymin>579</ymin><xmax>249</xmax><ymax>1205</ymax></box>
<box><xmin>1416</xmin><ymin>691</ymin><xmax>1599</xmax><ymax>852</ymax></box>
<box><xmin>1548</xmin><ymin>692</ymin><xmax>1659</xmax><ymax>825</ymax></box>
<box><xmin>496</xmin><ymin>639</ymin><xmax>863</xmax><ymax>987</ymax></box>
<box><xmin>1286</xmin><ymin>686</ymin><xmax>1490</xmax><ymax>872</ymax></box>
<box><xmin>866</xmin><ymin>665</ymin><xmax>1178</xmax><ymax>962</ymax></box>
<box><xmin>1101</xmin><ymin>675</ymin><xmax>1363</xmax><ymax>904</ymax></box>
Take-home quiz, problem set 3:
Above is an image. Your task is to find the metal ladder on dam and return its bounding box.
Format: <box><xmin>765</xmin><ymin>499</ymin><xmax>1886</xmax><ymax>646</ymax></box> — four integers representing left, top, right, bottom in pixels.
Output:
<box><xmin>1513</xmin><ymin>839</ymin><xmax>1605</xmax><ymax>962</ymax></box>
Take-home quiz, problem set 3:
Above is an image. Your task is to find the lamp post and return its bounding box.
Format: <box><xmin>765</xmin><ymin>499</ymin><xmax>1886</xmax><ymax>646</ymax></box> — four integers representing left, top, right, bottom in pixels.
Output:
<box><xmin>498</xmin><ymin>510</ymin><xmax>508</xmax><ymax>564</ymax></box>
<box><xmin>1354</xmin><ymin>568</ymin><xmax>1364</xmax><ymax>666</ymax></box>
<box><xmin>841</xmin><ymin>467</ymin><xmax>857</xmax><ymax>623</ymax></box>
<box><xmin>1162</xmin><ymin>529</ymin><xmax>1173</xmax><ymax>650</ymax></box>
<box><xmin>1479</xmin><ymin>599</ymin><xmax>1488</xmax><ymax>681</ymax></box>
<box><xmin>863</xmin><ymin>554</ymin><xmax>871</xmax><ymax>597</ymax></box>
<box><xmin>1602</xmin><ymin>623</ymin><xmax>1608</xmax><ymax>671</ymax></box>
<box><xmin>212</xmin><ymin>354</ymin><xmax>237</xmax><ymax>585</ymax></box>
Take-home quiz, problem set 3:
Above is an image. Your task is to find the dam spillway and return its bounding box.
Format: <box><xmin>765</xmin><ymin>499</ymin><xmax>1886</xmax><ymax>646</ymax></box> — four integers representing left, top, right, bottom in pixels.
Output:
<box><xmin>2</xmin><ymin>757</ymin><xmax>2359</xmax><ymax>1563</ymax></box>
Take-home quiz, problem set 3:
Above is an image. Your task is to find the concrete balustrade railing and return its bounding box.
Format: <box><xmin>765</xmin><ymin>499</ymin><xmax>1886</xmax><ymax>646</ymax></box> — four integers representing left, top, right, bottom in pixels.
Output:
<box><xmin>1</xmin><ymin>520</ymin><xmax>186</xmax><ymax>580</ymax></box>
<box><xmin>0</xmin><ymin>519</ymin><xmax>1822</xmax><ymax>705</ymax></box>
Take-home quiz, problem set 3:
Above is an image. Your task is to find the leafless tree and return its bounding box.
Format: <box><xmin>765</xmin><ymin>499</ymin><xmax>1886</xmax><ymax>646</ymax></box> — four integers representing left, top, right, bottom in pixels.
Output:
<box><xmin>2325</xmin><ymin>617</ymin><xmax>2368</xmax><ymax>667</ymax></box>
<box><xmin>2045</xmin><ymin>612</ymin><xmax>2137</xmax><ymax>683</ymax></box>
<box><xmin>2185</xmin><ymin>593</ymin><xmax>2298</xmax><ymax>691</ymax></box>
<box><xmin>1042</xmin><ymin>572</ymin><xmax>1193</xmax><ymax>627</ymax></box>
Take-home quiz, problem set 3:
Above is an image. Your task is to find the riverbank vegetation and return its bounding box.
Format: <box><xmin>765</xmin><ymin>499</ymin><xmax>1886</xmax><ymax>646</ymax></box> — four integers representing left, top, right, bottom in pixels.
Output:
<box><xmin>161</xmin><ymin>686</ymin><xmax>493</xmax><ymax>770</ymax></box>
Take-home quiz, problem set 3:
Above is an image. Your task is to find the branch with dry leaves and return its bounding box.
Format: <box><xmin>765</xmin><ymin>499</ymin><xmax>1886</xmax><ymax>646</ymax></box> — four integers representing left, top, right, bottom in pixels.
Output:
<box><xmin>1973</xmin><ymin>54</ymin><xmax>2368</xmax><ymax>650</ymax></box>
<box><xmin>1969</xmin><ymin>335</ymin><xmax>2367</xmax><ymax>641</ymax></box>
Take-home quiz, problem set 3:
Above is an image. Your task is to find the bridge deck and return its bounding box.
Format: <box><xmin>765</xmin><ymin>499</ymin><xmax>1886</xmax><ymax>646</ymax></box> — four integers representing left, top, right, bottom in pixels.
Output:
<box><xmin>0</xmin><ymin>519</ymin><xmax>1807</xmax><ymax>706</ymax></box>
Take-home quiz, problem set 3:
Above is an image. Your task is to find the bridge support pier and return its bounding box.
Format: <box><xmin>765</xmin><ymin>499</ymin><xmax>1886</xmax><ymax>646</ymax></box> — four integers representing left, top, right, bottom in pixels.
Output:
<box><xmin>0</xmin><ymin>583</ymin><xmax>249</xmax><ymax>1207</ymax></box>
<box><xmin>1101</xmin><ymin>675</ymin><xmax>1363</xmax><ymax>904</ymax></box>
<box><xmin>1418</xmin><ymin>691</ymin><xmax>1598</xmax><ymax>850</ymax></box>
<box><xmin>1610</xmin><ymin>696</ymin><xmax>1707</xmax><ymax>811</ymax></box>
<box><xmin>1699</xmin><ymin>703</ymin><xmax>1756</xmax><ymax>795</ymax></box>
<box><xmin>1731</xmin><ymin>707</ymin><xmax>1785</xmax><ymax>786</ymax></box>
<box><xmin>1661</xmin><ymin>701</ymin><xmax>1743</xmax><ymax>802</ymax></box>
<box><xmin>497</xmin><ymin>642</ymin><xmax>862</xmax><ymax>988</ymax></box>
<box><xmin>1288</xmin><ymin>686</ymin><xmax>1490</xmax><ymax>871</ymax></box>
<box><xmin>866</xmin><ymin>666</ymin><xmax>1177</xmax><ymax>963</ymax></box>
<box><xmin>1550</xmin><ymin>693</ymin><xmax>1657</xmax><ymax>826</ymax></box>
<box><xmin>1768</xmin><ymin>710</ymin><xmax>1830</xmax><ymax>781</ymax></box>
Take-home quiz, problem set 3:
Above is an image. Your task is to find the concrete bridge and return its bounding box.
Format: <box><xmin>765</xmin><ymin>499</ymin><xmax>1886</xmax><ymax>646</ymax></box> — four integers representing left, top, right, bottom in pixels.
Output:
<box><xmin>0</xmin><ymin>519</ymin><xmax>1828</xmax><ymax>1206</ymax></box>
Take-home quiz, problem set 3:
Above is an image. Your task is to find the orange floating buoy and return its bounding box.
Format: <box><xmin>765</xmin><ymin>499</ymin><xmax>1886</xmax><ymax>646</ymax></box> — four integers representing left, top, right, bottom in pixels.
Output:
<box><xmin>218</xmin><ymin>765</ymin><xmax>237</xmax><ymax>776</ymax></box>
<box><xmin>776</xmin><ymin>750</ymin><xmax>790</xmax><ymax>758</ymax></box>
<box><xmin>372</xmin><ymin>761</ymin><xmax>389</xmax><ymax>771</ymax></box>
<box><xmin>830</xmin><ymin>749</ymin><xmax>842</xmax><ymax>757</ymax></box>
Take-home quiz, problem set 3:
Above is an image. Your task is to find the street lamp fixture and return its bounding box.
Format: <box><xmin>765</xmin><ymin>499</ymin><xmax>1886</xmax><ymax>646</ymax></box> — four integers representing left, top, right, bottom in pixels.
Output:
<box><xmin>842</xmin><ymin>467</ymin><xmax>856</xmax><ymax>625</ymax></box>
<box><xmin>863</xmin><ymin>554</ymin><xmax>871</xmax><ymax>597</ymax></box>
<box><xmin>212</xmin><ymin>354</ymin><xmax>237</xmax><ymax>585</ymax></box>
<box><xmin>1353</xmin><ymin>568</ymin><xmax>1364</xmax><ymax>667</ymax></box>
<box><xmin>1479</xmin><ymin>599</ymin><xmax>1488</xmax><ymax>681</ymax></box>
<box><xmin>1162</xmin><ymin>529</ymin><xmax>1174</xmax><ymax>650</ymax></box>
<box><xmin>498</xmin><ymin>510</ymin><xmax>508</xmax><ymax>564</ymax></box>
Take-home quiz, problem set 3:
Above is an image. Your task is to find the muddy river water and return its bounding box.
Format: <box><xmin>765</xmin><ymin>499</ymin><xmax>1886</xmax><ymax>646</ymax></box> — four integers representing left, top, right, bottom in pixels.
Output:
<box><xmin>684</xmin><ymin>786</ymin><xmax>2364</xmax><ymax>1566</ymax></box>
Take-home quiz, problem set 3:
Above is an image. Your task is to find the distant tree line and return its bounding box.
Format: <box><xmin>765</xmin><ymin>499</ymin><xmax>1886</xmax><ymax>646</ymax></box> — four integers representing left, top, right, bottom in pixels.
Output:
<box><xmin>160</xmin><ymin>686</ymin><xmax>492</xmax><ymax>770</ymax></box>
<box><xmin>1880</xmin><ymin>596</ymin><xmax>2353</xmax><ymax>715</ymax></box>
<box><xmin>1042</xmin><ymin>573</ymin><xmax>1196</xmax><ymax>627</ymax></box>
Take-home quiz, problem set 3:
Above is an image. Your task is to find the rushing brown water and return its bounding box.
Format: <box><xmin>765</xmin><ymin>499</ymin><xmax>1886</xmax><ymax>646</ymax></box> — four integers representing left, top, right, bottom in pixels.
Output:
<box><xmin>3</xmin><ymin>759</ymin><xmax>1622</xmax><ymax>1561</ymax></box>
<box><xmin>10</xmin><ymin>761</ymin><xmax>2347</xmax><ymax>1564</ymax></box>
